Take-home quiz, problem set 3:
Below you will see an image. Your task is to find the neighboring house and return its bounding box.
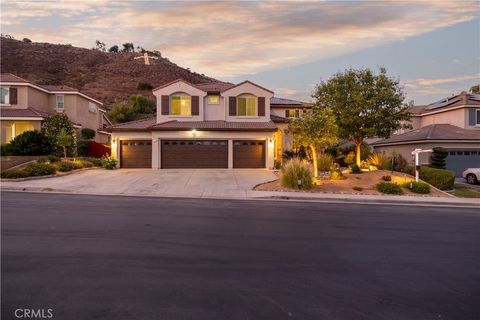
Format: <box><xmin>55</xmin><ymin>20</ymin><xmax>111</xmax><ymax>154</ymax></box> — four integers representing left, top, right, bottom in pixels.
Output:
<box><xmin>371</xmin><ymin>91</ymin><xmax>480</xmax><ymax>176</ymax></box>
<box><xmin>107</xmin><ymin>79</ymin><xmax>308</xmax><ymax>169</ymax></box>
<box><xmin>0</xmin><ymin>73</ymin><xmax>111</xmax><ymax>144</ymax></box>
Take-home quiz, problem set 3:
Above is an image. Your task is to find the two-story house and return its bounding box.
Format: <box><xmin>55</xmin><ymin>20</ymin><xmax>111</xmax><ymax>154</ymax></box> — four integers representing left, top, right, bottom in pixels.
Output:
<box><xmin>108</xmin><ymin>79</ymin><xmax>306</xmax><ymax>169</ymax></box>
<box><xmin>0</xmin><ymin>73</ymin><xmax>111</xmax><ymax>144</ymax></box>
<box><xmin>371</xmin><ymin>91</ymin><xmax>480</xmax><ymax>176</ymax></box>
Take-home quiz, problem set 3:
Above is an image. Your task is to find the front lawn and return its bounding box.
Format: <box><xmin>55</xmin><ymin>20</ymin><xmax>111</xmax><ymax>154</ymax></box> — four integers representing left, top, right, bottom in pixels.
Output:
<box><xmin>255</xmin><ymin>170</ymin><xmax>449</xmax><ymax>197</ymax></box>
<box><xmin>452</xmin><ymin>184</ymin><xmax>480</xmax><ymax>198</ymax></box>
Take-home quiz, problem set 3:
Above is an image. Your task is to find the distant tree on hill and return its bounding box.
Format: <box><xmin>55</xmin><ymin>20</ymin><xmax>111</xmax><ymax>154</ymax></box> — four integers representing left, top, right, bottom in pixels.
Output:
<box><xmin>122</xmin><ymin>42</ymin><xmax>134</xmax><ymax>53</ymax></box>
<box><xmin>470</xmin><ymin>84</ymin><xmax>480</xmax><ymax>94</ymax></box>
<box><xmin>152</xmin><ymin>50</ymin><xmax>162</xmax><ymax>58</ymax></box>
<box><xmin>108</xmin><ymin>45</ymin><xmax>119</xmax><ymax>53</ymax></box>
<box><xmin>94</xmin><ymin>40</ymin><xmax>106</xmax><ymax>52</ymax></box>
<box><xmin>22</xmin><ymin>38</ymin><xmax>32</xmax><ymax>43</ymax></box>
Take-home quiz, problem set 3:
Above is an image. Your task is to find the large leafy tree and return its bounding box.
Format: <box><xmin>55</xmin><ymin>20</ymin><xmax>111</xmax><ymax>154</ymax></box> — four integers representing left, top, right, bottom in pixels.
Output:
<box><xmin>288</xmin><ymin>107</ymin><xmax>338</xmax><ymax>176</ymax></box>
<box><xmin>313</xmin><ymin>68</ymin><xmax>411</xmax><ymax>166</ymax></box>
<box><xmin>108</xmin><ymin>95</ymin><xmax>156</xmax><ymax>124</ymax></box>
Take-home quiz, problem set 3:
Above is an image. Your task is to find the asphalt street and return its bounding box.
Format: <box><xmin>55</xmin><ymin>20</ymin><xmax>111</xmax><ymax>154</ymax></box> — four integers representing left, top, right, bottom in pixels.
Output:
<box><xmin>1</xmin><ymin>192</ymin><xmax>479</xmax><ymax>320</ymax></box>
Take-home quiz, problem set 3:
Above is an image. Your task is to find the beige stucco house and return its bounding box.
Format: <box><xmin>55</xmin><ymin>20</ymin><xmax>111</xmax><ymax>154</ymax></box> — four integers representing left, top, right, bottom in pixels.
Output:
<box><xmin>108</xmin><ymin>79</ymin><xmax>307</xmax><ymax>169</ymax></box>
<box><xmin>371</xmin><ymin>91</ymin><xmax>480</xmax><ymax>176</ymax></box>
<box><xmin>0</xmin><ymin>73</ymin><xmax>111</xmax><ymax>144</ymax></box>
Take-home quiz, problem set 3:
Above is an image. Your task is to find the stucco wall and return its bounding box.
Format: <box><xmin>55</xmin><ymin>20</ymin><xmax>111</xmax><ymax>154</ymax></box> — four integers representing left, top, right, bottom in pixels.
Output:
<box><xmin>222</xmin><ymin>82</ymin><xmax>273</xmax><ymax>123</ymax></box>
<box><xmin>27</xmin><ymin>87</ymin><xmax>50</xmax><ymax>112</ymax></box>
<box><xmin>204</xmin><ymin>96</ymin><xmax>225</xmax><ymax>121</ymax></box>
<box><xmin>420</xmin><ymin>108</ymin><xmax>466</xmax><ymax>128</ymax></box>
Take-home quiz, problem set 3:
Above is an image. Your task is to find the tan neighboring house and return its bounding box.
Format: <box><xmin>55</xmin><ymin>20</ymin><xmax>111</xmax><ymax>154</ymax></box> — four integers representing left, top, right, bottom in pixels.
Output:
<box><xmin>0</xmin><ymin>73</ymin><xmax>111</xmax><ymax>144</ymax></box>
<box><xmin>371</xmin><ymin>91</ymin><xmax>480</xmax><ymax>176</ymax></box>
<box><xmin>107</xmin><ymin>79</ymin><xmax>308</xmax><ymax>169</ymax></box>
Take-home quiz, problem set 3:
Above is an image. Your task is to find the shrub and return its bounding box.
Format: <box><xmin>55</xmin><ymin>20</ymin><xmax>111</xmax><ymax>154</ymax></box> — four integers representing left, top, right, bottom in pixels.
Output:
<box><xmin>404</xmin><ymin>165</ymin><xmax>415</xmax><ymax>176</ymax></box>
<box><xmin>382</xmin><ymin>175</ymin><xmax>392</xmax><ymax>182</ymax></box>
<box><xmin>81</xmin><ymin>128</ymin><xmax>96</xmax><ymax>140</ymax></box>
<box><xmin>350</xmin><ymin>164</ymin><xmax>362</xmax><ymax>174</ymax></box>
<box><xmin>1</xmin><ymin>143</ymin><xmax>15</xmax><ymax>156</ymax></box>
<box><xmin>6</xmin><ymin>130</ymin><xmax>54</xmax><ymax>155</ymax></box>
<box><xmin>420</xmin><ymin>167</ymin><xmax>455</xmax><ymax>190</ymax></box>
<box><xmin>24</xmin><ymin>162</ymin><xmax>56</xmax><ymax>176</ymax></box>
<box><xmin>101</xmin><ymin>155</ymin><xmax>118</xmax><ymax>170</ymax></box>
<box><xmin>330</xmin><ymin>169</ymin><xmax>346</xmax><ymax>180</ymax></box>
<box><xmin>77</xmin><ymin>140</ymin><xmax>90</xmax><ymax>157</ymax></box>
<box><xmin>368</xmin><ymin>153</ymin><xmax>389</xmax><ymax>170</ymax></box>
<box><xmin>57</xmin><ymin>161</ymin><xmax>83</xmax><ymax>172</ymax></box>
<box><xmin>430</xmin><ymin>147</ymin><xmax>448</xmax><ymax>169</ymax></box>
<box><xmin>78</xmin><ymin>157</ymin><xmax>102</xmax><ymax>167</ymax></box>
<box><xmin>387</xmin><ymin>152</ymin><xmax>408</xmax><ymax>172</ymax></box>
<box><xmin>1</xmin><ymin>168</ymin><xmax>29</xmax><ymax>179</ymax></box>
<box><xmin>403</xmin><ymin>181</ymin><xmax>430</xmax><ymax>194</ymax></box>
<box><xmin>376</xmin><ymin>182</ymin><xmax>403</xmax><ymax>195</ymax></box>
<box><xmin>317</xmin><ymin>153</ymin><xmax>334</xmax><ymax>172</ymax></box>
<box><xmin>282</xmin><ymin>148</ymin><xmax>307</xmax><ymax>161</ymax></box>
<box><xmin>280</xmin><ymin>158</ymin><xmax>314</xmax><ymax>190</ymax></box>
<box><xmin>344</xmin><ymin>151</ymin><xmax>356</xmax><ymax>165</ymax></box>
<box><xmin>137</xmin><ymin>82</ymin><xmax>153</xmax><ymax>91</ymax></box>
<box><xmin>352</xmin><ymin>186</ymin><xmax>363</xmax><ymax>191</ymax></box>
<box><xmin>273</xmin><ymin>160</ymin><xmax>282</xmax><ymax>170</ymax></box>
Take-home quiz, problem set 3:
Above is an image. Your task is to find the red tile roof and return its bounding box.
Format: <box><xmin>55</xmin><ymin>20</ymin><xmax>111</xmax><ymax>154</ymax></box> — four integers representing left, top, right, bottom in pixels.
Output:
<box><xmin>0</xmin><ymin>107</ymin><xmax>52</xmax><ymax>118</ymax></box>
<box><xmin>0</xmin><ymin>73</ymin><xmax>29</xmax><ymax>83</ymax></box>
<box><xmin>107</xmin><ymin>116</ymin><xmax>157</xmax><ymax>131</ymax></box>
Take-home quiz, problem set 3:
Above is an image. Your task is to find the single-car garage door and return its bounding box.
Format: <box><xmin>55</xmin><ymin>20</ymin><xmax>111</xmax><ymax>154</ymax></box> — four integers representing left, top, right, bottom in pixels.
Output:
<box><xmin>161</xmin><ymin>140</ymin><xmax>228</xmax><ymax>168</ymax></box>
<box><xmin>120</xmin><ymin>140</ymin><xmax>152</xmax><ymax>168</ymax></box>
<box><xmin>446</xmin><ymin>150</ymin><xmax>480</xmax><ymax>177</ymax></box>
<box><xmin>233</xmin><ymin>140</ymin><xmax>266</xmax><ymax>168</ymax></box>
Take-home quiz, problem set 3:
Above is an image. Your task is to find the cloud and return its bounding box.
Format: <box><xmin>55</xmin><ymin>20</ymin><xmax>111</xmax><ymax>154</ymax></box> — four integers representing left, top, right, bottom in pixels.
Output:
<box><xmin>413</xmin><ymin>74</ymin><xmax>480</xmax><ymax>86</ymax></box>
<box><xmin>404</xmin><ymin>73</ymin><xmax>479</xmax><ymax>96</ymax></box>
<box><xmin>1</xmin><ymin>1</ymin><xmax>478</xmax><ymax>78</ymax></box>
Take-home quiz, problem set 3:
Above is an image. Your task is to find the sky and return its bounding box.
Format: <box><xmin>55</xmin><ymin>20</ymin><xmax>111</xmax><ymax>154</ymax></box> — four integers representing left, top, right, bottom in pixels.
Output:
<box><xmin>1</xmin><ymin>0</ymin><xmax>479</xmax><ymax>104</ymax></box>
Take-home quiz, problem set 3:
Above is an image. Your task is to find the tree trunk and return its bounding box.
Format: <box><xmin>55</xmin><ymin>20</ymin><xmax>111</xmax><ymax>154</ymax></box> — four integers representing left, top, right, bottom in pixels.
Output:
<box><xmin>355</xmin><ymin>142</ymin><xmax>361</xmax><ymax>166</ymax></box>
<box><xmin>63</xmin><ymin>146</ymin><xmax>67</xmax><ymax>160</ymax></box>
<box><xmin>310</xmin><ymin>145</ymin><xmax>318</xmax><ymax>177</ymax></box>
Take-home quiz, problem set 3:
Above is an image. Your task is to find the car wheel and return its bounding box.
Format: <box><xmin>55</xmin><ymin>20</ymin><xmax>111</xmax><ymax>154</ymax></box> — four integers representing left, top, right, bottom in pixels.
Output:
<box><xmin>466</xmin><ymin>173</ymin><xmax>478</xmax><ymax>185</ymax></box>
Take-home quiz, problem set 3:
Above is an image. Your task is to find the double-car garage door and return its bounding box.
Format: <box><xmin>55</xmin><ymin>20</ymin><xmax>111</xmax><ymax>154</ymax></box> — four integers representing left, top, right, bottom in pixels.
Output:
<box><xmin>120</xmin><ymin>139</ymin><xmax>266</xmax><ymax>168</ymax></box>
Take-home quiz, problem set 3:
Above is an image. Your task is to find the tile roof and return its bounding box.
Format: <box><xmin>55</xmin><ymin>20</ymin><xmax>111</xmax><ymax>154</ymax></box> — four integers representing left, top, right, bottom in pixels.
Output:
<box><xmin>410</xmin><ymin>92</ymin><xmax>480</xmax><ymax>115</ymax></box>
<box><xmin>39</xmin><ymin>85</ymin><xmax>78</xmax><ymax>92</ymax></box>
<box><xmin>270</xmin><ymin>97</ymin><xmax>303</xmax><ymax>105</ymax></box>
<box><xmin>0</xmin><ymin>73</ymin><xmax>29</xmax><ymax>83</ymax></box>
<box><xmin>107</xmin><ymin>116</ymin><xmax>157</xmax><ymax>131</ymax></box>
<box><xmin>195</xmin><ymin>82</ymin><xmax>235</xmax><ymax>92</ymax></box>
<box><xmin>270</xmin><ymin>114</ymin><xmax>290</xmax><ymax>123</ymax></box>
<box><xmin>0</xmin><ymin>107</ymin><xmax>52</xmax><ymax>118</ymax></box>
<box><xmin>371</xmin><ymin>124</ymin><xmax>480</xmax><ymax>146</ymax></box>
<box><xmin>150</xmin><ymin>120</ymin><xmax>278</xmax><ymax>131</ymax></box>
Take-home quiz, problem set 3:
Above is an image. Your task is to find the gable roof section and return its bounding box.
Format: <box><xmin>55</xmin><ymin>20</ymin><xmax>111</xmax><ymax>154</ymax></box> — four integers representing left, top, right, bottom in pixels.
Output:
<box><xmin>221</xmin><ymin>80</ymin><xmax>274</xmax><ymax>94</ymax></box>
<box><xmin>410</xmin><ymin>92</ymin><xmax>480</xmax><ymax>116</ymax></box>
<box><xmin>0</xmin><ymin>107</ymin><xmax>53</xmax><ymax>119</ymax></box>
<box><xmin>106</xmin><ymin>116</ymin><xmax>157</xmax><ymax>131</ymax></box>
<box><xmin>0</xmin><ymin>73</ymin><xmax>103</xmax><ymax>105</ymax></box>
<box><xmin>153</xmin><ymin>79</ymin><xmax>274</xmax><ymax>94</ymax></box>
<box><xmin>371</xmin><ymin>124</ymin><xmax>480</xmax><ymax>146</ymax></box>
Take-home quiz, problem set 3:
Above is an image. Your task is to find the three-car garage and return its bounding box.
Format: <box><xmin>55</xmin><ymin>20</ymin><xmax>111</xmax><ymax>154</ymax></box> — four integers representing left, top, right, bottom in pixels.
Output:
<box><xmin>120</xmin><ymin>139</ymin><xmax>268</xmax><ymax>169</ymax></box>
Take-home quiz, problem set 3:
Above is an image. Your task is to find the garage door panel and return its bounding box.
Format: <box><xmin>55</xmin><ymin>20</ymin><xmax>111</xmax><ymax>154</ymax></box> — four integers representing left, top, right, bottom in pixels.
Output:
<box><xmin>233</xmin><ymin>140</ymin><xmax>265</xmax><ymax>168</ymax></box>
<box><xmin>446</xmin><ymin>150</ymin><xmax>480</xmax><ymax>177</ymax></box>
<box><xmin>162</xmin><ymin>140</ymin><xmax>228</xmax><ymax>168</ymax></box>
<box><xmin>120</xmin><ymin>140</ymin><xmax>152</xmax><ymax>168</ymax></box>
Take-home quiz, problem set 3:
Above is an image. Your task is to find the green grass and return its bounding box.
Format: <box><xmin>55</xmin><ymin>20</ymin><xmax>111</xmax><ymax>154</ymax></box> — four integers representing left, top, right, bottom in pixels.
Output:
<box><xmin>453</xmin><ymin>184</ymin><xmax>480</xmax><ymax>198</ymax></box>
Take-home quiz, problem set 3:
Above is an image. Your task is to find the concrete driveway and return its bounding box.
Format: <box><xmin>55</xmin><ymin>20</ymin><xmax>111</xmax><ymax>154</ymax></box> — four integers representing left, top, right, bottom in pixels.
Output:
<box><xmin>1</xmin><ymin>168</ymin><xmax>277</xmax><ymax>198</ymax></box>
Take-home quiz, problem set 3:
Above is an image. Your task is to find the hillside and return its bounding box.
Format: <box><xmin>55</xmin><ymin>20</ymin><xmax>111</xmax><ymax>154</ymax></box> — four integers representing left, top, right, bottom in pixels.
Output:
<box><xmin>0</xmin><ymin>37</ymin><xmax>222</xmax><ymax>106</ymax></box>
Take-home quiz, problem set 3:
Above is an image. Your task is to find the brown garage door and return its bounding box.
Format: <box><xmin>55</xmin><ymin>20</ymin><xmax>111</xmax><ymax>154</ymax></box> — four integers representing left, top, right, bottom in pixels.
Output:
<box><xmin>120</xmin><ymin>140</ymin><xmax>152</xmax><ymax>168</ymax></box>
<box><xmin>233</xmin><ymin>140</ymin><xmax>266</xmax><ymax>168</ymax></box>
<box><xmin>161</xmin><ymin>140</ymin><xmax>228</xmax><ymax>168</ymax></box>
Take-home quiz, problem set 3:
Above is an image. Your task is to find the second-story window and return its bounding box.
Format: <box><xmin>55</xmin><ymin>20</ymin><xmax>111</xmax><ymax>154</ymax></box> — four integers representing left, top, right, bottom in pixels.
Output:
<box><xmin>88</xmin><ymin>102</ymin><xmax>97</xmax><ymax>113</ymax></box>
<box><xmin>237</xmin><ymin>95</ymin><xmax>256</xmax><ymax>116</ymax></box>
<box><xmin>0</xmin><ymin>87</ymin><xmax>9</xmax><ymax>105</ymax></box>
<box><xmin>476</xmin><ymin>109</ymin><xmax>480</xmax><ymax>125</ymax></box>
<box><xmin>56</xmin><ymin>95</ymin><xmax>64</xmax><ymax>111</ymax></box>
<box><xmin>171</xmin><ymin>95</ymin><xmax>191</xmax><ymax>116</ymax></box>
<box><xmin>285</xmin><ymin>109</ymin><xmax>300</xmax><ymax>118</ymax></box>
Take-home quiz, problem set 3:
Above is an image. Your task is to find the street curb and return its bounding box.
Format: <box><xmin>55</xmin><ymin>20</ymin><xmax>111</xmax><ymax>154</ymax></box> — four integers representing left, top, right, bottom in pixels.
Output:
<box><xmin>2</xmin><ymin>187</ymin><xmax>479</xmax><ymax>208</ymax></box>
<box><xmin>0</xmin><ymin>167</ymin><xmax>101</xmax><ymax>182</ymax></box>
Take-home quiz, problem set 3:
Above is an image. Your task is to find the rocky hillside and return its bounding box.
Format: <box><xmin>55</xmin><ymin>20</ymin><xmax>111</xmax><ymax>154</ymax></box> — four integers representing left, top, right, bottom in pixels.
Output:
<box><xmin>0</xmin><ymin>37</ymin><xmax>221</xmax><ymax>107</ymax></box>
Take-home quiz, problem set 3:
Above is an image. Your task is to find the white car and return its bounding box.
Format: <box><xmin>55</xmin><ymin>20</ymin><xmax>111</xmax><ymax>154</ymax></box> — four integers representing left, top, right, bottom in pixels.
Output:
<box><xmin>463</xmin><ymin>168</ymin><xmax>480</xmax><ymax>185</ymax></box>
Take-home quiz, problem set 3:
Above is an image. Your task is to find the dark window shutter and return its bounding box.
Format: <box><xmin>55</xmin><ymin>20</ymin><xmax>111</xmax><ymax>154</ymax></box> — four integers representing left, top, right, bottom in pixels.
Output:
<box><xmin>161</xmin><ymin>95</ymin><xmax>169</xmax><ymax>115</ymax></box>
<box><xmin>229</xmin><ymin>97</ymin><xmax>236</xmax><ymax>116</ymax></box>
<box><xmin>285</xmin><ymin>110</ymin><xmax>290</xmax><ymax>118</ymax></box>
<box><xmin>295</xmin><ymin>109</ymin><xmax>300</xmax><ymax>117</ymax></box>
<box><xmin>258</xmin><ymin>97</ymin><xmax>265</xmax><ymax>116</ymax></box>
<box><xmin>191</xmin><ymin>96</ymin><xmax>199</xmax><ymax>115</ymax></box>
<box><xmin>468</xmin><ymin>108</ymin><xmax>476</xmax><ymax>126</ymax></box>
<box><xmin>9</xmin><ymin>87</ymin><xmax>17</xmax><ymax>104</ymax></box>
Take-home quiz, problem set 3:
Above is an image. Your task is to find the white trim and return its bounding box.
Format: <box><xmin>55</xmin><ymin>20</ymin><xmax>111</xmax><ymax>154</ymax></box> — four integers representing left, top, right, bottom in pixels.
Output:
<box><xmin>372</xmin><ymin>139</ymin><xmax>480</xmax><ymax>147</ymax></box>
<box><xmin>417</xmin><ymin>104</ymin><xmax>479</xmax><ymax>117</ymax></box>
<box><xmin>73</xmin><ymin>124</ymin><xmax>82</xmax><ymax>129</ymax></box>
<box><xmin>475</xmin><ymin>108</ymin><xmax>480</xmax><ymax>126</ymax></box>
<box><xmin>0</xmin><ymin>82</ymin><xmax>104</xmax><ymax>105</ymax></box>
<box><xmin>0</xmin><ymin>117</ymin><xmax>43</xmax><ymax>121</ymax></box>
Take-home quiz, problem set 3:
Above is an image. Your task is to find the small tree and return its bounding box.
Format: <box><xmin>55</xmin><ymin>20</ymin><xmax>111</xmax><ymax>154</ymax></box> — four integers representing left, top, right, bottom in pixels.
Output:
<box><xmin>108</xmin><ymin>45</ymin><xmax>119</xmax><ymax>53</ymax></box>
<box><xmin>94</xmin><ymin>40</ymin><xmax>106</xmax><ymax>52</ymax></box>
<box><xmin>42</xmin><ymin>114</ymin><xmax>76</xmax><ymax>156</ymax></box>
<box><xmin>430</xmin><ymin>147</ymin><xmax>448</xmax><ymax>169</ymax></box>
<box><xmin>122</xmin><ymin>42</ymin><xmax>134</xmax><ymax>52</ymax></box>
<box><xmin>288</xmin><ymin>107</ymin><xmax>338</xmax><ymax>176</ymax></box>
<box><xmin>22</xmin><ymin>38</ymin><xmax>32</xmax><ymax>43</ymax></box>
<box><xmin>57</xmin><ymin>128</ymin><xmax>73</xmax><ymax>159</ymax></box>
<box><xmin>470</xmin><ymin>84</ymin><xmax>480</xmax><ymax>94</ymax></box>
<box><xmin>81</xmin><ymin>128</ymin><xmax>96</xmax><ymax>140</ymax></box>
<box><xmin>313</xmin><ymin>67</ymin><xmax>411</xmax><ymax>166</ymax></box>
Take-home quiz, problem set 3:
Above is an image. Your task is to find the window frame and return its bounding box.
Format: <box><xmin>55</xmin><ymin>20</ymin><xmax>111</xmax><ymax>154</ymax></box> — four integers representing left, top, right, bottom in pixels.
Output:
<box><xmin>0</xmin><ymin>86</ymin><xmax>10</xmax><ymax>105</ymax></box>
<box><xmin>170</xmin><ymin>94</ymin><xmax>192</xmax><ymax>116</ymax></box>
<box><xmin>236</xmin><ymin>95</ymin><xmax>257</xmax><ymax>117</ymax></box>
<box><xmin>55</xmin><ymin>95</ymin><xmax>65</xmax><ymax>111</ymax></box>
<box><xmin>476</xmin><ymin>108</ymin><xmax>480</xmax><ymax>126</ymax></box>
<box><xmin>88</xmin><ymin>101</ymin><xmax>97</xmax><ymax>113</ymax></box>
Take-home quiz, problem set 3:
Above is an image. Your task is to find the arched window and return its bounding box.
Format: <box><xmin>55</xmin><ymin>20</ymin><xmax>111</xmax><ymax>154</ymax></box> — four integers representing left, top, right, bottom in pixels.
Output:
<box><xmin>171</xmin><ymin>93</ymin><xmax>191</xmax><ymax>116</ymax></box>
